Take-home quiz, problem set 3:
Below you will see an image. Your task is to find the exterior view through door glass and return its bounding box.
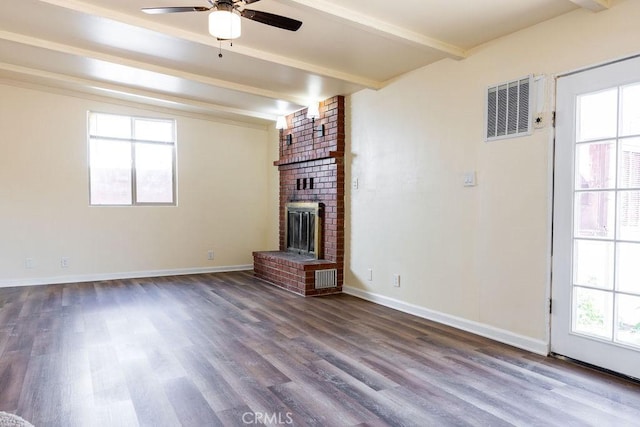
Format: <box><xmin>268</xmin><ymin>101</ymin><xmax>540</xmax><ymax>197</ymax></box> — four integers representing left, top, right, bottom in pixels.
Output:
<box><xmin>553</xmin><ymin>56</ymin><xmax>640</xmax><ymax>380</ymax></box>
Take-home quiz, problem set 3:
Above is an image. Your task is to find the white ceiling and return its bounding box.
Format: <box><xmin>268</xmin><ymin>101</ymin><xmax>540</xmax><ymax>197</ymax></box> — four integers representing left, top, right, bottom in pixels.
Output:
<box><xmin>0</xmin><ymin>0</ymin><xmax>609</xmax><ymax>125</ymax></box>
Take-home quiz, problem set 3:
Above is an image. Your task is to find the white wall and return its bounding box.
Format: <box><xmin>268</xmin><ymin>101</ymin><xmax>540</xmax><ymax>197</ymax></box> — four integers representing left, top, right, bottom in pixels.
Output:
<box><xmin>0</xmin><ymin>83</ymin><xmax>276</xmax><ymax>286</ymax></box>
<box><xmin>346</xmin><ymin>0</ymin><xmax>640</xmax><ymax>351</ymax></box>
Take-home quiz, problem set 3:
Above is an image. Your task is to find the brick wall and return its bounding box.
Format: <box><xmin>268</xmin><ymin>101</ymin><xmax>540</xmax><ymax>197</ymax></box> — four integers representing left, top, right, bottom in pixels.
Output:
<box><xmin>253</xmin><ymin>96</ymin><xmax>345</xmax><ymax>296</ymax></box>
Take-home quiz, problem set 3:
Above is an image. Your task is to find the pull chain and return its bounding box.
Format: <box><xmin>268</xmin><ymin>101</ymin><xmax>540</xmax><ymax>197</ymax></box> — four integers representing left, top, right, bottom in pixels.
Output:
<box><xmin>218</xmin><ymin>40</ymin><xmax>233</xmax><ymax>58</ymax></box>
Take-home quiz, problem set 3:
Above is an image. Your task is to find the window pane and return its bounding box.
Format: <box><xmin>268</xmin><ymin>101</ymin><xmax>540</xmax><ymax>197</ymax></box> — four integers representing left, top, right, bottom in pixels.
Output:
<box><xmin>574</xmin><ymin>191</ymin><xmax>615</xmax><ymax>239</ymax></box>
<box><xmin>135</xmin><ymin>143</ymin><xmax>174</xmax><ymax>203</ymax></box>
<box><xmin>618</xmin><ymin>138</ymin><xmax>640</xmax><ymax>189</ymax></box>
<box><xmin>620</xmin><ymin>84</ymin><xmax>640</xmax><ymax>137</ymax></box>
<box><xmin>89</xmin><ymin>113</ymin><xmax>132</xmax><ymax>139</ymax></box>
<box><xmin>616</xmin><ymin>294</ymin><xmax>640</xmax><ymax>348</ymax></box>
<box><xmin>134</xmin><ymin>119</ymin><xmax>174</xmax><ymax>142</ymax></box>
<box><xmin>617</xmin><ymin>243</ymin><xmax>640</xmax><ymax>294</ymax></box>
<box><xmin>618</xmin><ymin>191</ymin><xmax>640</xmax><ymax>241</ymax></box>
<box><xmin>573</xmin><ymin>287</ymin><xmax>613</xmax><ymax>340</ymax></box>
<box><xmin>575</xmin><ymin>141</ymin><xmax>616</xmax><ymax>190</ymax></box>
<box><xmin>90</xmin><ymin>139</ymin><xmax>132</xmax><ymax>205</ymax></box>
<box><xmin>577</xmin><ymin>88</ymin><xmax>618</xmax><ymax>142</ymax></box>
<box><xmin>573</xmin><ymin>240</ymin><xmax>614</xmax><ymax>290</ymax></box>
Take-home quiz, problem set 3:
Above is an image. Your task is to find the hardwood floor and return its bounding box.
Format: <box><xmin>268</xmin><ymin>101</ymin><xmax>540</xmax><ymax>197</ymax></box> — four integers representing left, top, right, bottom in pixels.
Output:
<box><xmin>1</xmin><ymin>271</ymin><xmax>639</xmax><ymax>426</ymax></box>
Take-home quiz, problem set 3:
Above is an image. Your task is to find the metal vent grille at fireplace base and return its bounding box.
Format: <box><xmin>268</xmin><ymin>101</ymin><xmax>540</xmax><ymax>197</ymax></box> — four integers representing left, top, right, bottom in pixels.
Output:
<box><xmin>315</xmin><ymin>269</ymin><xmax>337</xmax><ymax>289</ymax></box>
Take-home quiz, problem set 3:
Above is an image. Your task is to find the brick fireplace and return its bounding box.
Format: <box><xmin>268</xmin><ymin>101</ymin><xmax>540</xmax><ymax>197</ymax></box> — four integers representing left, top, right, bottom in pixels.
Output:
<box><xmin>253</xmin><ymin>96</ymin><xmax>345</xmax><ymax>296</ymax></box>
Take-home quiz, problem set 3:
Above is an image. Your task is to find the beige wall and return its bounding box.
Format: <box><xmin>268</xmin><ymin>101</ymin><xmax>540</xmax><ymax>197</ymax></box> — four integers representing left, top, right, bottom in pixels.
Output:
<box><xmin>0</xmin><ymin>83</ymin><xmax>276</xmax><ymax>286</ymax></box>
<box><xmin>346</xmin><ymin>0</ymin><xmax>640</xmax><ymax>349</ymax></box>
<box><xmin>266</xmin><ymin>127</ymin><xmax>281</xmax><ymax>249</ymax></box>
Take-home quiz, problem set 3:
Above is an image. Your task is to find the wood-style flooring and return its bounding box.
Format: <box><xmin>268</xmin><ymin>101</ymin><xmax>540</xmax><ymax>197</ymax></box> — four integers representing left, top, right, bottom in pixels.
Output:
<box><xmin>0</xmin><ymin>271</ymin><xmax>639</xmax><ymax>426</ymax></box>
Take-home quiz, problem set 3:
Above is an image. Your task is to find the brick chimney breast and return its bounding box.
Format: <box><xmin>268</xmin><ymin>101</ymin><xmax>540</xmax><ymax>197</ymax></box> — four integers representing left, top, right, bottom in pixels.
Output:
<box><xmin>253</xmin><ymin>96</ymin><xmax>345</xmax><ymax>296</ymax></box>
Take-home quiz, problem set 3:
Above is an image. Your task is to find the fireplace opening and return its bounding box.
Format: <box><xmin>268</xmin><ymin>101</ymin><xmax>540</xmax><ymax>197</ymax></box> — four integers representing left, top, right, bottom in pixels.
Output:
<box><xmin>286</xmin><ymin>202</ymin><xmax>322</xmax><ymax>258</ymax></box>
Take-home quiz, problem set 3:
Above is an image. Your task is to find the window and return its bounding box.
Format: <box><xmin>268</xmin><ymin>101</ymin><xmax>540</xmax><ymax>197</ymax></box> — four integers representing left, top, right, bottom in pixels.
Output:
<box><xmin>88</xmin><ymin>112</ymin><xmax>176</xmax><ymax>205</ymax></box>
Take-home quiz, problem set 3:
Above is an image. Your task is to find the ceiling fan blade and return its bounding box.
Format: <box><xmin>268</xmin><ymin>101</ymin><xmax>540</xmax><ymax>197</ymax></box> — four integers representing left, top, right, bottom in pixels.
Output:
<box><xmin>141</xmin><ymin>6</ymin><xmax>210</xmax><ymax>14</ymax></box>
<box><xmin>243</xmin><ymin>0</ymin><xmax>262</xmax><ymax>4</ymax></box>
<box><xmin>241</xmin><ymin>9</ymin><xmax>302</xmax><ymax>32</ymax></box>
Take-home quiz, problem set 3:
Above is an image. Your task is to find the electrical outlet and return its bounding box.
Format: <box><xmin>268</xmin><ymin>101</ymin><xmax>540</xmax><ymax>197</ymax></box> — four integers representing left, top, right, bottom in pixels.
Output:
<box><xmin>367</xmin><ymin>268</ymin><xmax>373</xmax><ymax>281</ymax></box>
<box><xmin>207</xmin><ymin>250</ymin><xmax>214</xmax><ymax>261</ymax></box>
<box><xmin>393</xmin><ymin>274</ymin><xmax>401</xmax><ymax>287</ymax></box>
<box><xmin>352</xmin><ymin>177</ymin><xmax>359</xmax><ymax>190</ymax></box>
<box><xmin>61</xmin><ymin>257</ymin><xmax>69</xmax><ymax>268</ymax></box>
<box><xmin>25</xmin><ymin>258</ymin><xmax>34</xmax><ymax>269</ymax></box>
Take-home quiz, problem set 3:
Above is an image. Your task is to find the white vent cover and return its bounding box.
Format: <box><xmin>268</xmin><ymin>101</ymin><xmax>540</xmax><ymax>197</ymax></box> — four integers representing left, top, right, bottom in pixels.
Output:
<box><xmin>315</xmin><ymin>269</ymin><xmax>337</xmax><ymax>289</ymax></box>
<box><xmin>485</xmin><ymin>75</ymin><xmax>533</xmax><ymax>141</ymax></box>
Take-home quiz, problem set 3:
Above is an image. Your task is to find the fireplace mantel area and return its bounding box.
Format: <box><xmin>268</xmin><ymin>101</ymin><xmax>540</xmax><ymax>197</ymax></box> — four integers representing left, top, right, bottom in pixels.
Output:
<box><xmin>253</xmin><ymin>96</ymin><xmax>345</xmax><ymax>296</ymax></box>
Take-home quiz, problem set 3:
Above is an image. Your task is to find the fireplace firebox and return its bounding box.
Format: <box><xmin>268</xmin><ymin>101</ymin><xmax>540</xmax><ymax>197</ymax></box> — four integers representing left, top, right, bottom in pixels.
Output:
<box><xmin>286</xmin><ymin>202</ymin><xmax>322</xmax><ymax>259</ymax></box>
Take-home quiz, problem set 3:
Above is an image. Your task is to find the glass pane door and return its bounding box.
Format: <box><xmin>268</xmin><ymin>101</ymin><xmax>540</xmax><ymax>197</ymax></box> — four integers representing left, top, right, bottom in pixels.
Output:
<box><xmin>552</xmin><ymin>55</ymin><xmax>640</xmax><ymax>380</ymax></box>
<box><xmin>572</xmin><ymin>84</ymin><xmax>640</xmax><ymax>349</ymax></box>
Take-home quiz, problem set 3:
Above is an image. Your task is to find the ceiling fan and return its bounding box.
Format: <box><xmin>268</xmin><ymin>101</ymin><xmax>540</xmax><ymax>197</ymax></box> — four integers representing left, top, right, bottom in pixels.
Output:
<box><xmin>142</xmin><ymin>0</ymin><xmax>303</xmax><ymax>40</ymax></box>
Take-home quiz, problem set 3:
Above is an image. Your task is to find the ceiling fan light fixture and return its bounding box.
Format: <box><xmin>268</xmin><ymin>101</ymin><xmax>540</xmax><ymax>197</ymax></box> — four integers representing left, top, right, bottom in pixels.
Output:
<box><xmin>209</xmin><ymin>9</ymin><xmax>241</xmax><ymax>40</ymax></box>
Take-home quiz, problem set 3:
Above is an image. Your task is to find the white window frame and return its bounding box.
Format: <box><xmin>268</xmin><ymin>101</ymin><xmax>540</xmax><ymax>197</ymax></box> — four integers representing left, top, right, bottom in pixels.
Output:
<box><xmin>88</xmin><ymin>111</ymin><xmax>177</xmax><ymax>206</ymax></box>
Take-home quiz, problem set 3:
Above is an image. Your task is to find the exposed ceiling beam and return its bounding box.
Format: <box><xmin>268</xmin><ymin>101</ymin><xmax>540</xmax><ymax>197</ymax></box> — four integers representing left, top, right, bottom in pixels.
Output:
<box><xmin>0</xmin><ymin>30</ymin><xmax>307</xmax><ymax>107</ymax></box>
<box><xmin>0</xmin><ymin>62</ymin><xmax>276</xmax><ymax>122</ymax></box>
<box><xmin>569</xmin><ymin>0</ymin><xmax>611</xmax><ymax>12</ymax></box>
<box><xmin>280</xmin><ymin>0</ymin><xmax>467</xmax><ymax>60</ymax></box>
<box><xmin>37</xmin><ymin>0</ymin><xmax>383</xmax><ymax>89</ymax></box>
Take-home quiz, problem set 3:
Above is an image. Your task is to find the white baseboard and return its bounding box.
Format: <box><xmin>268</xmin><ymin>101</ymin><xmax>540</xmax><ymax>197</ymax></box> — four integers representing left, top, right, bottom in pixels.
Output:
<box><xmin>343</xmin><ymin>285</ymin><xmax>549</xmax><ymax>356</ymax></box>
<box><xmin>0</xmin><ymin>265</ymin><xmax>253</xmax><ymax>288</ymax></box>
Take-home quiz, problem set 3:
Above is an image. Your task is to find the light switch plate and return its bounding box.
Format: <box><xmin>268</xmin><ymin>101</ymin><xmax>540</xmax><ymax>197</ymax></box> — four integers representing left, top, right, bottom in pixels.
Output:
<box><xmin>463</xmin><ymin>171</ymin><xmax>477</xmax><ymax>187</ymax></box>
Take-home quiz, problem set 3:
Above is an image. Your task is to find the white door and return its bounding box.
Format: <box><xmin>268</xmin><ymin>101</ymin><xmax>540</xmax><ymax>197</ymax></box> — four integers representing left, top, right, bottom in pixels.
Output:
<box><xmin>552</xmin><ymin>56</ymin><xmax>640</xmax><ymax>380</ymax></box>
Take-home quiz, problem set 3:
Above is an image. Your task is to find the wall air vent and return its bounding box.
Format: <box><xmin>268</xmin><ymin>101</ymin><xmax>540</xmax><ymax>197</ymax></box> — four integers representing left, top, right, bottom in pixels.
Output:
<box><xmin>315</xmin><ymin>269</ymin><xmax>337</xmax><ymax>289</ymax></box>
<box><xmin>485</xmin><ymin>75</ymin><xmax>533</xmax><ymax>141</ymax></box>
